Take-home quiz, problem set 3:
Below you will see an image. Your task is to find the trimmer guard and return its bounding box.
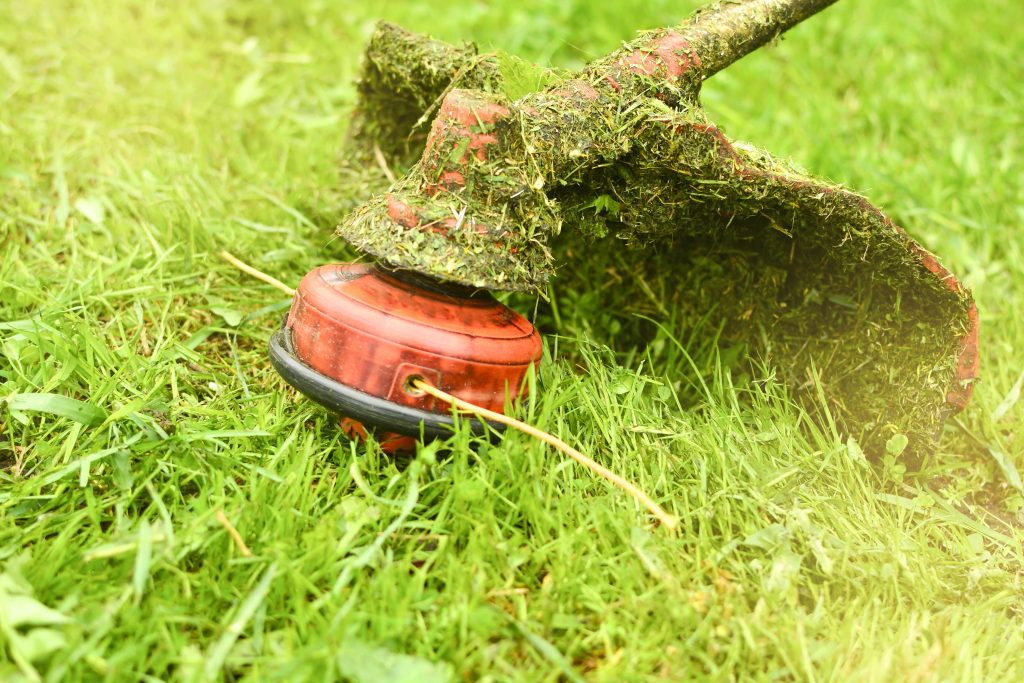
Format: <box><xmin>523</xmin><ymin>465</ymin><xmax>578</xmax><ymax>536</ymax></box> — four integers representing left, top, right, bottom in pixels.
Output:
<box><xmin>330</xmin><ymin>4</ymin><xmax>978</xmax><ymax>456</ymax></box>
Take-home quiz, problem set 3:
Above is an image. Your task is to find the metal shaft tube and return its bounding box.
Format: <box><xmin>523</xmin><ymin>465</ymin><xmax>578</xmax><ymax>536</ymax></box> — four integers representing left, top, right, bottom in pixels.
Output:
<box><xmin>682</xmin><ymin>0</ymin><xmax>840</xmax><ymax>77</ymax></box>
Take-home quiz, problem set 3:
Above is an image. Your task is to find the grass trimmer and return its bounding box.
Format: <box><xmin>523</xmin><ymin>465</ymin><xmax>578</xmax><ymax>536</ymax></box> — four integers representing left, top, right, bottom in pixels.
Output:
<box><xmin>270</xmin><ymin>0</ymin><xmax>978</xmax><ymax>459</ymax></box>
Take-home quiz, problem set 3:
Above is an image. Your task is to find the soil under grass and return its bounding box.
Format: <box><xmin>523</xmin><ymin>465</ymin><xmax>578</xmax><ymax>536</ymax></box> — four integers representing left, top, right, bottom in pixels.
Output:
<box><xmin>2</xmin><ymin>0</ymin><xmax>1023</xmax><ymax>680</ymax></box>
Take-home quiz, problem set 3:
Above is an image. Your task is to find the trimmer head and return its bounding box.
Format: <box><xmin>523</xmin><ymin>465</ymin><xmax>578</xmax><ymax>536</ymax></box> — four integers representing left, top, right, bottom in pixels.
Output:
<box><xmin>269</xmin><ymin>263</ymin><xmax>542</xmax><ymax>450</ymax></box>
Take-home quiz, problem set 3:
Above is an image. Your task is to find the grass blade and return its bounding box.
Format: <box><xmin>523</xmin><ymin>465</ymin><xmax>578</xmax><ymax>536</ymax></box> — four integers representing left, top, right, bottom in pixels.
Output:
<box><xmin>132</xmin><ymin>520</ymin><xmax>153</xmax><ymax>604</ymax></box>
<box><xmin>7</xmin><ymin>393</ymin><xmax>107</xmax><ymax>427</ymax></box>
<box><xmin>203</xmin><ymin>562</ymin><xmax>277</xmax><ymax>680</ymax></box>
<box><xmin>993</xmin><ymin>369</ymin><xmax>1024</xmax><ymax>421</ymax></box>
<box><xmin>498</xmin><ymin>610</ymin><xmax>585</xmax><ymax>683</ymax></box>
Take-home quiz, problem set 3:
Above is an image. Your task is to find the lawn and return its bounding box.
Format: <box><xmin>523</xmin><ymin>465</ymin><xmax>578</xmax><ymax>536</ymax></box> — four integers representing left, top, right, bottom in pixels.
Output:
<box><xmin>2</xmin><ymin>0</ymin><xmax>1023</xmax><ymax>680</ymax></box>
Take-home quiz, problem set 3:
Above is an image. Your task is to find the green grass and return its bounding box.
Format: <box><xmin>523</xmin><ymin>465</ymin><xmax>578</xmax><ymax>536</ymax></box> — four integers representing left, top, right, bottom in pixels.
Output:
<box><xmin>2</xmin><ymin>0</ymin><xmax>1023</xmax><ymax>680</ymax></box>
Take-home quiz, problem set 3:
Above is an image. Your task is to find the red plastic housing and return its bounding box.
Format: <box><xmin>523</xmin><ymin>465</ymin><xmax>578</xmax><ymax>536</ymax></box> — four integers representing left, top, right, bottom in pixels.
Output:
<box><xmin>283</xmin><ymin>263</ymin><xmax>542</xmax><ymax>445</ymax></box>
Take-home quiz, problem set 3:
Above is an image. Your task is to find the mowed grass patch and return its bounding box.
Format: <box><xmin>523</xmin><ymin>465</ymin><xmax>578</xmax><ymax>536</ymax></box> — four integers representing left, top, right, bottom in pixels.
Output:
<box><xmin>2</xmin><ymin>0</ymin><xmax>1024</xmax><ymax>680</ymax></box>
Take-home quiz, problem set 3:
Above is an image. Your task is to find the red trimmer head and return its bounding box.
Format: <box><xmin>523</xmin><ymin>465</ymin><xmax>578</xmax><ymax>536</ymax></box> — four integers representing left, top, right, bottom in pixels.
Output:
<box><xmin>269</xmin><ymin>263</ymin><xmax>542</xmax><ymax>450</ymax></box>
